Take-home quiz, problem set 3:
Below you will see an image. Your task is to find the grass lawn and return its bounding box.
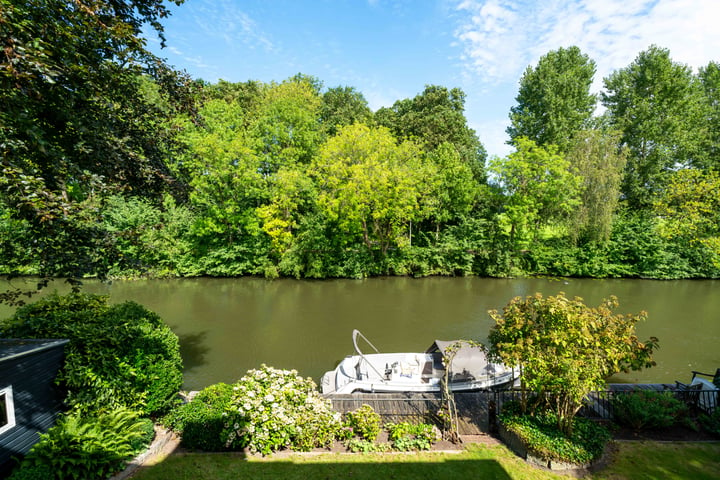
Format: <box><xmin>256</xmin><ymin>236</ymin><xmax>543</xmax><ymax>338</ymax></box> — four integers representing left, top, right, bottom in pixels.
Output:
<box><xmin>127</xmin><ymin>441</ymin><xmax>720</xmax><ymax>480</ymax></box>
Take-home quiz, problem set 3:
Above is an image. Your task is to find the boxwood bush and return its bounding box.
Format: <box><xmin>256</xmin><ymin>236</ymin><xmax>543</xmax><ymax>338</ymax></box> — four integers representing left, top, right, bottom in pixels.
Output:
<box><xmin>612</xmin><ymin>390</ymin><xmax>688</xmax><ymax>430</ymax></box>
<box><xmin>163</xmin><ymin>383</ymin><xmax>235</xmax><ymax>451</ymax></box>
<box><xmin>0</xmin><ymin>292</ymin><xmax>183</xmax><ymax>416</ymax></box>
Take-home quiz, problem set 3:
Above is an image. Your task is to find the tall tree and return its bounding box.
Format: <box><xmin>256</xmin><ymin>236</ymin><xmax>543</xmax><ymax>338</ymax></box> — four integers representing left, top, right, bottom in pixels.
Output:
<box><xmin>566</xmin><ymin>129</ymin><xmax>627</xmax><ymax>245</ymax></box>
<box><xmin>507</xmin><ymin>46</ymin><xmax>597</xmax><ymax>152</ymax></box>
<box><xmin>310</xmin><ymin>124</ymin><xmax>428</xmax><ymax>256</ymax></box>
<box><xmin>653</xmin><ymin>168</ymin><xmax>720</xmax><ymax>270</ymax></box>
<box><xmin>698</xmin><ymin>61</ymin><xmax>720</xmax><ymax>168</ymax></box>
<box><xmin>0</xmin><ymin>0</ymin><xmax>195</xmax><ymax>277</ymax></box>
<box><xmin>174</xmin><ymin>99</ymin><xmax>268</xmax><ymax>274</ymax></box>
<box><xmin>602</xmin><ymin>45</ymin><xmax>707</xmax><ymax>209</ymax></box>
<box><xmin>375</xmin><ymin>85</ymin><xmax>486</xmax><ymax>182</ymax></box>
<box><xmin>251</xmin><ymin>78</ymin><xmax>322</xmax><ymax>175</ymax></box>
<box><xmin>489</xmin><ymin>138</ymin><xmax>581</xmax><ymax>249</ymax></box>
<box><xmin>320</xmin><ymin>86</ymin><xmax>373</xmax><ymax>136</ymax></box>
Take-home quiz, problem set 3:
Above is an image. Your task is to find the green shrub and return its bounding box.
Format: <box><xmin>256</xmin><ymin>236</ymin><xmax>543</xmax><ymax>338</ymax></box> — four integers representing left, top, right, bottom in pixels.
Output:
<box><xmin>163</xmin><ymin>383</ymin><xmax>235</xmax><ymax>451</ymax></box>
<box><xmin>612</xmin><ymin>390</ymin><xmax>688</xmax><ymax>430</ymax></box>
<box><xmin>132</xmin><ymin>417</ymin><xmax>157</xmax><ymax>453</ymax></box>
<box><xmin>698</xmin><ymin>407</ymin><xmax>720</xmax><ymax>437</ymax></box>
<box><xmin>7</xmin><ymin>463</ymin><xmax>54</xmax><ymax>480</ymax></box>
<box><xmin>385</xmin><ymin>422</ymin><xmax>439</xmax><ymax>451</ymax></box>
<box><xmin>0</xmin><ymin>292</ymin><xmax>183</xmax><ymax>416</ymax></box>
<box><xmin>15</xmin><ymin>409</ymin><xmax>151</xmax><ymax>480</ymax></box>
<box><xmin>223</xmin><ymin>365</ymin><xmax>342</xmax><ymax>455</ymax></box>
<box><xmin>344</xmin><ymin>404</ymin><xmax>382</xmax><ymax>442</ymax></box>
<box><xmin>499</xmin><ymin>404</ymin><xmax>611</xmax><ymax>465</ymax></box>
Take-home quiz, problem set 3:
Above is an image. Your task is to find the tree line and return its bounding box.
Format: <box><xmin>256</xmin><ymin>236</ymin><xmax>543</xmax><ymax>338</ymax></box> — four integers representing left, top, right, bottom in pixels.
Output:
<box><xmin>2</xmin><ymin>1</ymin><xmax>719</xmax><ymax>280</ymax></box>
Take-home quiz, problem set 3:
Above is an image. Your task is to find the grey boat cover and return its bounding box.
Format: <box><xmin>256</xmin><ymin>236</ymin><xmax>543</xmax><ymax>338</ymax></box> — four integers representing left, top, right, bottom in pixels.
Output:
<box><xmin>426</xmin><ymin>340</ymin><xmax>496</xmax><ymax>382</ymax></box>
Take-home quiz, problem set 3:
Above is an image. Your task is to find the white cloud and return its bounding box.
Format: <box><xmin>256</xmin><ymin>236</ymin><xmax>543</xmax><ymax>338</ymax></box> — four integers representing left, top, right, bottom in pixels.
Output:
<box><xmin>194</xmin><ymin>0</ymin><xmax>275</xmax><ymax>53</ymax></box>
<box><xmin>452</xmin><ymin>0</ymin><xmax>720</xmax><ymax>89</ymax></box>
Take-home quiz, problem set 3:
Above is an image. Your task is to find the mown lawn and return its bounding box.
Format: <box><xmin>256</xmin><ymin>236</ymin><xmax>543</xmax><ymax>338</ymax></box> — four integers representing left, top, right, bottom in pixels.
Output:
<box><xmin>128</xmin><ymin>441</ymin><xmax>720</xmax><ymax>480</ymax></box>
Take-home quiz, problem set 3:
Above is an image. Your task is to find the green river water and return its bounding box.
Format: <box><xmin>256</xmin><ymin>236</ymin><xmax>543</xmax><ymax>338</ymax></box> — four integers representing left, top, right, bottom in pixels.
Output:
<box><xmin>1</xmin><ymin>276</ymin><xmax>718</xmax><ymax>390</ymax></box>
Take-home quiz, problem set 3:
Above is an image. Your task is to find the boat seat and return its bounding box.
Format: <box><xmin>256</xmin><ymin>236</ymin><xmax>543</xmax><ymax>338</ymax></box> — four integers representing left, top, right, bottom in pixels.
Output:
<box><xmin>691</xmin><ymin>369</ymin><xmax>720</xmax><ymax>388</ymax></box>
<box><xmin>677</xmin><ymin>369</ymin><xmax>719</xmax><ymax>413</ymax></box>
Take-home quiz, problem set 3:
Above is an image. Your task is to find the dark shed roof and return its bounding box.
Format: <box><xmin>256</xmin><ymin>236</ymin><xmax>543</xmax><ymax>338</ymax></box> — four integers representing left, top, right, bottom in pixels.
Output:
<box><xmin>0</xmin><ymin>339</ymin><xmax>70</xmax><ymax>363</ymax></box>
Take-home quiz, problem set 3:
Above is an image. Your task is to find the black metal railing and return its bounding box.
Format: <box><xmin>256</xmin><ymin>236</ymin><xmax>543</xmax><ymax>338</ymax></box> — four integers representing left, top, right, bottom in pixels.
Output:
<box><xmin>325</xmin><ymin>386</ymin><xmax>718</xmax><ymax>434</ymax></box>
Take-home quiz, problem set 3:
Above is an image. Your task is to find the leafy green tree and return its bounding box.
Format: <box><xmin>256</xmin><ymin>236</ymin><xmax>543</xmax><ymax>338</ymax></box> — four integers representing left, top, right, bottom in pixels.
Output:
<box><xmin>203</xmin><ymin>79</ymin><xmax>267</xmax><ymax>125</ymax></box>
<box><xmin>423</xmin><ymin>143</ymin><xmax>478</xmax><ymax>237</ymax></box>
<box><xmin>654</xmin><ymin>168</ymin><xmax>720</xmax><ymax>270</ymax></box>
<box><xmin>489</xmin><ymin>138</ymin><xmax>581</xmax><ymax>249</ymax></box>
<box><xmin>257</xmin><ymin>166</ymin><xmax>316</xmax><ymax>257</ymax></box>
<box><xmin>488</xmin><ymin>292</ymin><xmax>658</xmax><ymax>435</ymax></box>
<box><xmin>0</xmin><ymin>0</ymin><xmax>196</xmax><ymax>277</ymax></box>
<box><xmin>252</xmin><ymin>78</ymin><xmax>322</xmax><ymax>174</ymax></box>
<box><xmin>101</xmin><ymin>194</ymin><xmax>194</xmax><ymax>276</ymax></box>
<box><xmin>321</xmin><ymin>86</ymin><xmax>373</xmax><ymax>136</ymax></box>
<box><xmin>699</xmin><ymin>61</ymin><xmax>720</xmax><ymax>167</ymax></box>
<box><xmin>375</xmin><ymin>85</ymin><xmax>486</xmax><ymax>181</ymax></box>
<box><xmin>602</xmin><ymin>45</ymin><xmax>707</xmax><ymax>209</ymax></box>
<box><xmin>311</xmin><ymin>123</ymin><xmax>428</xmax><ymax>257</ymax></box>
<box><xmin>566</xmin><ymin>129</ymin><xmax>627</xmax><ymax>244</ymax></box>
<box><xmin>507</xmin><ymin>46</ymin><xmax>597</xmax><ymax>152</ymax></box>
<box><xmin>174</xmin><ymin>99</ymin><xmax>269</xmax><ymax>275</ymax></box>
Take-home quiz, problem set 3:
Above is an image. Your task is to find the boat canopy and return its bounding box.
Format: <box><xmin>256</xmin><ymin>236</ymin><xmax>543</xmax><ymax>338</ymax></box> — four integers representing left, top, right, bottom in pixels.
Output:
<box><xmin>426</xmin><ymin>340</ymin><xmax>498</xmax><ymax>382</ymax></box>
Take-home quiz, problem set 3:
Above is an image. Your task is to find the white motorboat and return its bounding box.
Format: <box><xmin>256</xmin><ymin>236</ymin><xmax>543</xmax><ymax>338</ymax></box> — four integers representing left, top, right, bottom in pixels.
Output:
<box><xmin>320</xmin><ymin>329</ymin><xmax>518</xmax><ymax>395</ymax></box>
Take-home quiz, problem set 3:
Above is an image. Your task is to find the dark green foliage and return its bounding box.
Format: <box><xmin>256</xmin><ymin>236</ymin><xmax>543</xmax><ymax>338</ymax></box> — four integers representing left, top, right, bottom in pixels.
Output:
<box><xmin>499</xmin><ymin>403</ymin><xmax>611</xmax><ymax>465</ymax></box>
<box><xmin>321</xmin><ymin>86</ymin><xmax>373</xmax><ymax>136</ymax></box>
<box><xmin>612</xmin><ymin>390</ymin><xmax>689</xmax><ymax>430</ymax></box>
<box><xmin>0</xmin><ymin>0</ymin><xmax>197</xmax><ymax>279</ymax></box>
<box><xmin>508</xmin><ymin>46</ymin><xmax>597</xmax><ymax>152</ymax></box>
<box><xmin>602</xmin><ymin>45</ymin><xmax>707</xmax><ymax>209</ymax></box>
<box><xmin>162</xmin><ymin>383</ymin><xmax>235</xmax><ymax>451</ymax></box>
<box><xmin>698</xmin><ymin>408</ymin><xmax>720</xmax><ymax>437</ymax></box>
<box><xmin>7</xmin><ymin>463</ymin><xmax>54</xmax><ymax>480</ymax></box>
<box><xmin>101</xmin><ymin>194</ymin><xmax>195</xmax><ymax>276</ymax></box>
<box><xmin>132</xmin><ymin>417</ymin><xmax>157</xmax><ymax>453</ymax></box>
<box><xmin>0</xmin><ymin>293</ymin><xmax>182</xmax><ymax>416</ymax></box>
<box><xmin>12</xmin><ymin>409</ymin><xmax>152</xmax><ymax>480</ymax></box>
<box><xmin>376</xmin><ymin>85</ymin><xmax>486</xmax><ymax>182</ymax></box>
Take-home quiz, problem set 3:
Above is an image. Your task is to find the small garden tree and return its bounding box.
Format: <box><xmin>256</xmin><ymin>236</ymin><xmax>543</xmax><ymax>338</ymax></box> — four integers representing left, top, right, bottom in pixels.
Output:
<box><xmin>487</xmin><ymin>292</ymin><xmax>658</xmax><ymax>434</ymax></box>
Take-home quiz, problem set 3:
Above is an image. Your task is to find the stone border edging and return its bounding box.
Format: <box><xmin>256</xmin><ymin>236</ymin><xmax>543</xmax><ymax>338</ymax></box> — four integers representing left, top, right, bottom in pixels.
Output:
<box><xmin>110</xmin><ymin>426</ymin><xmax>180</xmax><ymax>480</ymax></box>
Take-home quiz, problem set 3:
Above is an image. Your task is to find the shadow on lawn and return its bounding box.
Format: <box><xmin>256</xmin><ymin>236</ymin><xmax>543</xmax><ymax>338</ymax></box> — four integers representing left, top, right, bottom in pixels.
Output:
<box><xmin>128</xmin><ymin>454</ymin><xmax>514</xmax><ymax>480</ymax></box>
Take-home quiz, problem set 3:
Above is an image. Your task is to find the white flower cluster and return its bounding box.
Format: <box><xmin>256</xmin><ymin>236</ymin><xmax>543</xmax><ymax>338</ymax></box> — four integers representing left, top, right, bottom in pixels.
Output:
<box><xmin>223</xmin><ymin>364</ymin><xmax>341</xmax><ymax>454</ymax></box>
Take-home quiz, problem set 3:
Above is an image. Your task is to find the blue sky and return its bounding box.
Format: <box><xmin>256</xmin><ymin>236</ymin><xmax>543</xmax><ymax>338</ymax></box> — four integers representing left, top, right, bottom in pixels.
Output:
<box><xmin>146</xmin><ymin>0</ymin><xmax>720</xmax><ymax>158</ymax></box>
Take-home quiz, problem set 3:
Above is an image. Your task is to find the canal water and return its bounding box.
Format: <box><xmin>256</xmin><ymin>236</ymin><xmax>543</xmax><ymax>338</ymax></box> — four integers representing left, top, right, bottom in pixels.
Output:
<box><xmin>1</xmin><ymin>277</ymin><xmax>718</xmax><ymax>390</ymax></box>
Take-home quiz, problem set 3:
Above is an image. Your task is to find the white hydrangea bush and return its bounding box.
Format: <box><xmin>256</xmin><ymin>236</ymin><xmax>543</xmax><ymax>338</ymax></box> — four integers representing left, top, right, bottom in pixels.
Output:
<box><xmin>223</xmin><ymin>364</ymin><xmax>342</xmax><ymax>454</ymax></box>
